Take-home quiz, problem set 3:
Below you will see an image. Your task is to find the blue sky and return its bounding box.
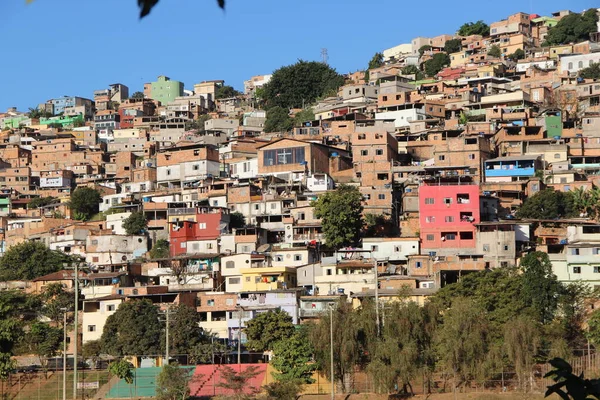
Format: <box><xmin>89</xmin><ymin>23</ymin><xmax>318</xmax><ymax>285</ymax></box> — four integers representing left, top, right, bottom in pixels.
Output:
<box><xmin>0</xmin><ymin>0</ymin><xmax>597</xmax><ymax>111</ymax></box>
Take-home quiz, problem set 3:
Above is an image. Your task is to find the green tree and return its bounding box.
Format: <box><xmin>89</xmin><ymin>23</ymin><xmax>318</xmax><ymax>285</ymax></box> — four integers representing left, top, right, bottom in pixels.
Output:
<box><xmin>544</xmin><ymin>9</ymin><xmax>599</xmax><ymax>46</ymax></box>
<box><xmin>101</xmin><ymin>300</ymin><xmax>162</xmax><ymax>356</ymax></box>
<box><xmin>516</xmin><ymin>188</ymin><xmax>576</xmax><ymax>219</ymax></box>
<box><xmin>263</xmin><ymin>380</ymin><xmax>302</xmax><ymax>400</ymax></box>
<box><xmin>418</xmin><ymin>45</ymin><xmax>432</xmax><ymax>56</ymax></box>
<box><xmin>122</xmin><ymin>211</ymin><xmax>148</xmax><ymax>235</ymax></box>
<box><xmin>82</xmin><ymin>340</ymin><xmax>103</xmax><ymax>370</ymax></box>
<box><xmin>457</xmin><ymin>20</ymin><xmax>490</xmax><ymax>36</ymax></box>
<box><xmin>215</xmin><ymin>85</ymin><xmax>240</xmax><ymax>99</ymax></box>
<box><xmin>217</xmin><ymin>365</ymin><xmax>262</xmax><ymax>400</ymax></box>
<box><xmin>229</xmin><ymin>212</ymin><xmax>246</xmax><ymax>230</ymax></box>
<box><xmin>108</xmin><ymin>359</ymin><xmax>134</xmax><ymax>387</ymax></box>
<box><xmin>488</xmin><ymin>44</ymin><xmax>502</xmax><ymax>58</ymax></box>
<box><xmin>271</xmin><ymin>326</ymin><xmax>316</xmax><ymax>384</ymax></box>
<box><xmin>435</xmin><ymin>298</ymin><xmax>491</xmax><ymax>391</ymax></box>
<box><xmin>310</xmin><ymin>300</ymin><xmax>361</xmax><ymax>392</ymax></box>
<box><xmin>503</xmin><ymin>316</ymin><xmax>541</xmax><ymax>391</ymax></box>
<box><xmin>245</xmin><ymin>309</ymin><xmax>294</xmax><ymax>352</ymax></box>
<box><xmin>509</xmin><ymin>48</ymin><xmax>526</xmax><ymax>60</ymax></box>
<box><xmin>263</xmin><ymin>106</ymin><xmax>293</xmax><ymax>133</ymax></box>
<box><xmin>131</xmin><ymin>91</ymin><xmax>145</xmax><ymax>99</ymax></box>
<box><xmin>0</xmin><ymin>241</ymin><xmax>73</xmax><ymax>281</ymax></box>
<box><xmin>444</xmin><ymin>39</ymin><xmax>462</xmax><ymax>54</ymax></box>
<box><xmin>149</xmin><ymin>239</ymin><xmax>170</xmax><ymax>259</ymax></box>
<box><xmin>579</xmin><ymin>62</ymin><xmax>600</xmax><ymax>80</ymax></box>
<box><xmin>368</xmin><ymin>52</ymin><xmax>384</xmax><ymax>69</ymax></box>
<box><xmin>28</xmin><ymin>107</ymin><xmax>52</xmax><ymax>120</ymax></box>
<box><xmin>22</xmin><ymin>322</ymin><xmax>63</xmax><ymax>376</ymax></box>
<box><xmin>70</xmin><ymin>187</ymin><xmax>101</xmax><ymax>221</ymax></box>
<box><xmin>587</xmin><ymin>309</ymin><xmax>600</xmax><ymax>347</ymax></box>
<box><xmin>262</xmin><ymin>60</ymin><xmax>345</xmax><ymax>109</ymax></box>
<box><xmin>28</xmin><ymin>196</ymin><xmax>57</xmax><ymax>209</ymax></box>
<box><xmin>313</xmin><ymin>185</ymin><xmax>364</xmax><ymax>249</ymax></box>
<box><xmin>168</xmin><ymin>304</ymin><xmax>207</xmax><ymax>356</ymax></box>
<box><xmin>401</xmin><ymin>65</ymin><xmax>424</xmax><ymax>80</ymax></box>
<box><xmin>41</xmin><ymin>282</ymin><xmax>75</xmax><ymax>324</ymax></box>
<box><xmin>156</xmin><ymin>363</ymin><xmax>194</xmax><ymax>400</ymax></box>
<box><xmin>424</xmin><ymin>53</ymin><xmax>451</xmax><ymax>77</ymax></box>
<box><xmin>520</xmin><ymin>252</ymin><xmax>562</xmax><ymax>324</ymax></box>
<box><xmin>293</xmin><ymin>108</ymin><xmax>315</xmax><ymax>125</ymax></box>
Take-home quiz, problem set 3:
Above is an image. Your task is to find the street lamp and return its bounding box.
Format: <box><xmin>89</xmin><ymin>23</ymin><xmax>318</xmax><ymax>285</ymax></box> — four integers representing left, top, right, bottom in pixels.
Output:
<box><xmin>63</xmin><ymin>258</ymin><xmax>85</xmax><ymax>400</ymax></box>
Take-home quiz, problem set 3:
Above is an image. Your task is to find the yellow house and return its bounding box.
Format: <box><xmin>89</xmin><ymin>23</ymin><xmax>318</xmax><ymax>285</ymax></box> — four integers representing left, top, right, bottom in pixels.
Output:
<box><xmin>450</xmin><ymin>51</ymin><xmax>468</xmax><ymax>68</ymax></box>
<box><xmin>240</xmin><ymin>267</ymin><xmax>297</xmax><ymax>291</ymax></box>
<box><xmin>550</xmin><ymin>45</ymin><xmax>573</xmax><ymax>59</ymax></box>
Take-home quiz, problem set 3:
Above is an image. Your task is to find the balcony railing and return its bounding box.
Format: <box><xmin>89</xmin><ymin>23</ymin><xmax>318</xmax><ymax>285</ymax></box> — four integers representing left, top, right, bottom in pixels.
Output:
<box><xmin>299</xmin><ymin>308</ymin><xmax>327</xmax><ymax>317</ymax></box>
<box><xmin>167</xmin><ymin>208</ymin><xmax>197</xmax><ymax>216</ymax></box>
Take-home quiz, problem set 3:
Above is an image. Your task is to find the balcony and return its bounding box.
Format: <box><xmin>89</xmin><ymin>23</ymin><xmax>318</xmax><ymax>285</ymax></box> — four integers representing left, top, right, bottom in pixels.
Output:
<box><xmin>167</xmin><ymin>207</ymin><xmax>197</xmax><ymax>216</ymax></box>
<box><xmin>484</xmin><ymin>159</ymin><xmax>536</xmax><ymax>177</ymax></box>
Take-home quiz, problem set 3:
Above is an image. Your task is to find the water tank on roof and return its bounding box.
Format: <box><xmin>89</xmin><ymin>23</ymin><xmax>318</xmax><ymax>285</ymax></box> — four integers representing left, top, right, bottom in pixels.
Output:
<box><xmin>337</xmin><ymin>288</ymin><xmax>345</xmax><ymax>294</ymax></box>
<box><xmin>331</xmin><ymin>152</ymin><xmax>339</xmax><ymax>157</ymax></box>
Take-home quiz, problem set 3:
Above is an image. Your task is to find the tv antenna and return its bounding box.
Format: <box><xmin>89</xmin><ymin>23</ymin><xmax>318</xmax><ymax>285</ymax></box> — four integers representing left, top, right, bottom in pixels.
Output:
<box><xmin>321</xmin><ymin>48</ymin><xmax>329</xmax><ymax>65</ymax></box>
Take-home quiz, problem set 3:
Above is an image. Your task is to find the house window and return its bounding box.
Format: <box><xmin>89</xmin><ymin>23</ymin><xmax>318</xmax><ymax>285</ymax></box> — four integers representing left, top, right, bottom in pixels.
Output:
<box><xmin>444</xmin><ymin>198</ymin><xmax>452</xmax><ymax>205</ymax></box>
<box><xmin>263</xmin><ymin>147</ymin><xmax>305</xmax><ymax>166</ymax></box>
<box><xmin>572</xmin><ymin>248</ymin><xmax>580</xmax><ymax>255</ymax></box>
<box><xmin>394</xmin><ymin>246</ymin><xmax>401</xmax><ymax>252</ymax></box>
<box><xmin>483</xmin><ymin>244</ymin><xmax>490</xmax><ymax>251</ymax></box>
<box><xmin>87</xmin><ymin>325</ymin><xmax>96</xmax><ymax>332</ymax></box>
<box><xmin>594</xmin><ymin>248</ymin><xmax>600</xmax><ymax>255</ymax></box>
<box><xmin>199</xmin><ymin>223</ymin><xmax>207</xmax><ymax>229</ymax></box>
<box><xmin>468</xmin><ymin>154</ymin><xmax>475</xmax><ymax>160</ymax></box>
<box><xmin>445</xmin><ymin>216</ymin><xmax>454</xmax><ymax>222</ymax></box>
<box><xmin>226</xmin><ymin>261</ymin><xmax>235</xmax><ymax>268</ymax></box>
<box><xmin>371</xmin><ymin>245</ymin><xmax>379</xmax><ymax>252</ymax></box>
<box><xmin>426</xmin><ymin>234</ymin><xmax>434</xmax><ymax>241</ymax></box>
<box><xmin>229</xmin><ymin>277</ymin><xmax>240</xmax><ymax>284</ymax></box>
<box><xmin>207</xmin><ymin>243</ymin><xmax>213</xmax><ymax>249</ymax></box>
<box><xmin>376</xmin><ymin>149</ymin><xmax>383</xmax><ymax>156</ymax></box>
<box><xmin>193</xmin><ymin>165</ymin><xmax>199</xmax><ymax>171</ymax></box>
<box><xmin>207</xmin><ymin>299</ymin><xmax>215</xmax><ymax>306</ymax></box>
<box><xmin>573</xmin><ymin>266</ymin><xmax>581</xmax><ymax>274</ymax></box>
<box><xmin>275</xmin><ymin>255</ymin><xmax>284</xmax><ymax>262</ymax></box>
<box><xmin>554</xmin><ymin>153</ymin><xmax>561</xmax><ymax>159</ymax></box>
<box><xmin>294</xmin><ymin>254</ymin><xmax>302</xmax><ymax>261</ymax></box>
<box><xmin>107</xmin><ymin>305</ymin><xmax>115</xmax><ymax>312</ymax></box>
<box><xmin>415</xmin><ymin>261</ymin><xmax>422</xmax><ymax>268</ymax></box>
<box><xmin>426</xmin><ymin>216</ymin><xmax>435</xmax><ymax>223</ymax></box>
<box><xmin>166</xmin><ymin>169</ymin><xmax>171</xmax><ymax>176</ymax></box>
<box><xmin>438</xmin><ymin>155</ymin><xmax>445</xmax><ymax>161</ymax></box>
<box><xmin>594</xmin><ymin>267</ymin><xmax>600</xmax><ymax>274</ymax></box>
<box><xmin>504</xmin><ymin>245</ymin><xmax>509</xmax><ymax>251</ymax></box>
<box><xmin>425</xmin><ymin>198</ymin><xmax>435</xmax><ymax>205</ymax></box>
<box><xmin>382</xmin><ymin>96</ymin><xmax>388</xmax><ymax>101</ymax></box>
<box><xmin>360</xmin><ymin>150</ymin><xmax>368</xmax><ymax>156</ymax></box>
<box><xmin>459</xmin><ymin>231</ymin><xmax>473</xmax><ymax>240</ymax></box>
<box><xmin>444</xmin><ymin>233</ymin><xmax>456</xmax><ymax>240</ymax></box>
<box><xmin>378</xmin><ymin>194</ymin><xmax>385</xmax><ymax>200</ymax></box>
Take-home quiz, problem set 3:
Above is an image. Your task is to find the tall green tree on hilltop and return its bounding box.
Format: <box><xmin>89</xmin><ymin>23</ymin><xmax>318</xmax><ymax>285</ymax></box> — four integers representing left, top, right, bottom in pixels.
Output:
<box><xmin>313</xmin><ymin>185</ymin><xmax>364</xmax><ymax>249</ymax></box>
<box><xmin>262</xmin><ymin>60</ymin><xmax>345</xmax><ymax>109</ymax></box>
<box><xmin>444</xmin><ymin>39</ymin><xmax>462</xmax><ymax>54</ymax></box>
<box><xmin>457</xmin><ymin>20</ymin><xmax>490</xmax><ymax>36</ymax></box>
<box><xmin>544</xmin><ymin>9</ymin><xmax>599</xmax><ymax>46</ymax></box>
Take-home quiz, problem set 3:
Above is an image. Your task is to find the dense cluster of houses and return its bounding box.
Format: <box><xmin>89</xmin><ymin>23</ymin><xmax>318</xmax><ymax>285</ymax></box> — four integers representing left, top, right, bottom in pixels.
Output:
<box><xmin>2</xmin><ymin>8</ymin><xmax>600</xmax><ymax>349</ymax></box>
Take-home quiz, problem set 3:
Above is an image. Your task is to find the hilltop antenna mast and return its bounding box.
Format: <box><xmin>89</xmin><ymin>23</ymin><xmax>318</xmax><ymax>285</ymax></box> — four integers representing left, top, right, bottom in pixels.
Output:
<box><xmin>321</xmin><ymin>48</ymin><xmax>329</xmax><ymax>65</ymax></box>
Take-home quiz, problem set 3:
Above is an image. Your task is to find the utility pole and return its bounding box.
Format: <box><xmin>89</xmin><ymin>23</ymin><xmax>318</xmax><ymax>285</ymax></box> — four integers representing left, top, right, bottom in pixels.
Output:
<box><xmin>72</xmin><ymin>262</ymin><xmax>79</xmax><ymax>400</ymax></box>
<box><xmin>62</xmin><ymin>310</ymin><xmax>67</xmax><ymax>400</ymax></box>
<box><xmin>329</xmin><ymin>305</ymin><xmax>334</xmax><ymax>400</ymax></box>
<box><xmin>165</xmin><ymin>307</ymin><xmax>170</xmax><ymax>365</ymax></box>
<box><xmin>237</xmin><ymin>306</ymin><xmax>243</xmax><ymax>369</ymax></box>
<box><xmin>374</xmin><ymin>257</ymin><xmax>380</xmax><ymax>336</ymax></box>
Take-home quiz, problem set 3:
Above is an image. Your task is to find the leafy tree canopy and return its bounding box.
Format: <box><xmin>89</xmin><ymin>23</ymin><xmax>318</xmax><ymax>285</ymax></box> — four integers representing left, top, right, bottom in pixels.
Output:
<box><xmin>457</xmin><ymin>20</ymin><xmax>490</xmax><ymax>36</ymax></box>
<box><xmin>229</xmin><ymin>212</ymin><xmax>246</xmax><ymax>230</ymax></box>
<box><xmin>101</xmin><ymin>299</ymin><xmax>163</xmax><ymax>356</ymax></box>
<box><xmin>168</xmin><ymin>304</ymin><xmax>208</xmax><ymax>356</ymax></box>
<box><xmin>262</xmin><ymin>60</ymin><xmax>345</xmax><ymax>109</ymax></box>
<box><xmin>367</xmin><ymin>52</ymin><xmax>384</xmax><ymax>70</ymax></box>
<box><xmin>508</xmin><ymin>48</ymin><xmax>526</xmax><ymax>60</ymax></box>
<box><xmin>0</xmin><ymin>241</ymin><xmax>73</xmax><ymax>281</ymax></box>
<box><xmin>424</xmin><ymin>53</ymin><xmax>451</xmax><ymax>77</ymax></box>
<box><xmin>215</xmin><ymin>85</ymin><xmax>241</xmax><ymax>99</ymax></box>
<box><xmin>294</xmin><ymin>108</ymin><xmax>315</xmax><ymax>126</ymax></box>
<box><xmin>544</xmin><ymin>9</ymin><xmax>599</xmax><ymax>46</ymax></box>
<box><xmin>264</xmin><ymin>106</ymin><xmax>293</xmax><ymax>133</ymax></box>
<box><xmin>131</xmin><ymin>91</ymin><xmax>145</xmax><ymax>99</ymax></box>
<box><xmin>444</xmin><ymin>39</ymin><xmax>462</xmax><ymax>54</ymax></box>
<box><xmin>108</xmin><ymin>359</ymin><xmax>134</xmax><ymax>384</ymax></box>
<box><xmin>156</xmin><ymin>363</ymin><xmax>194</xmax><ymax>400</ymax></box>
<box><xmin>245</xmin><ymin>309</ymin><xmax>294</xmax><ymax>352</ymax></box>
<box><xmin>516</xmin><ymin>188</ymin><xmax>576</xmax><ymax>219</ymax></box>
<box><xmin>70</xmin><ymin>187</ymin><xmax>101</xmax><ymax>221</ymax></box>
<box><xmin>122</xmin><ymin>211</ymin><xmax>148</xmax><ymax>235</ymax></box>
<box><xmin>418</xmin><ymin>45</ymin><xmax>432</xmax><ymax>56</ymax></box>
<box><xmin>271</xmin><ymin>326</ymin><xmax>316</xmax><ymax>384</ymax></box>
<box><xmin>28</xmin><ymin>196</ymin><xmax>57</xmax><ymax>209</ymax></box>
<box><xmin>487</xmin><ymin>44</ymin><xmax>502</xmax><ymax>58</ymax></box>
<box><xmin>313</xmin><ymin>185</ymin><xmax>364</xmax><ymax>249</ymax></box>
<box><xmin>149</xmin><ymin>239</ymin><xmax>170</xmax><ymax>259</ymax></box>
<box><xmin>519</xmin><ymin>251</ymin><xmax>562</xmax><ymax>324</ymax></box>
<box><xmin>579</xmin><ymin>62</ymin><xmax>600</xmax><ymax>79</ymax></box>
<box><xmin>401</xmin><ymin>65</ymin><xmax>425</xmax><ymax>81</ymax></box>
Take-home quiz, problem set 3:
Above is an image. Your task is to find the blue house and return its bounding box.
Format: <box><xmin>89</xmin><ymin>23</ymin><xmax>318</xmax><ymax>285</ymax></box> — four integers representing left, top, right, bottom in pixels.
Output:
<box><xmin>484</xmin><ymin>155</ymin><xmax>540</xmax><ymax>181</ymax></box>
